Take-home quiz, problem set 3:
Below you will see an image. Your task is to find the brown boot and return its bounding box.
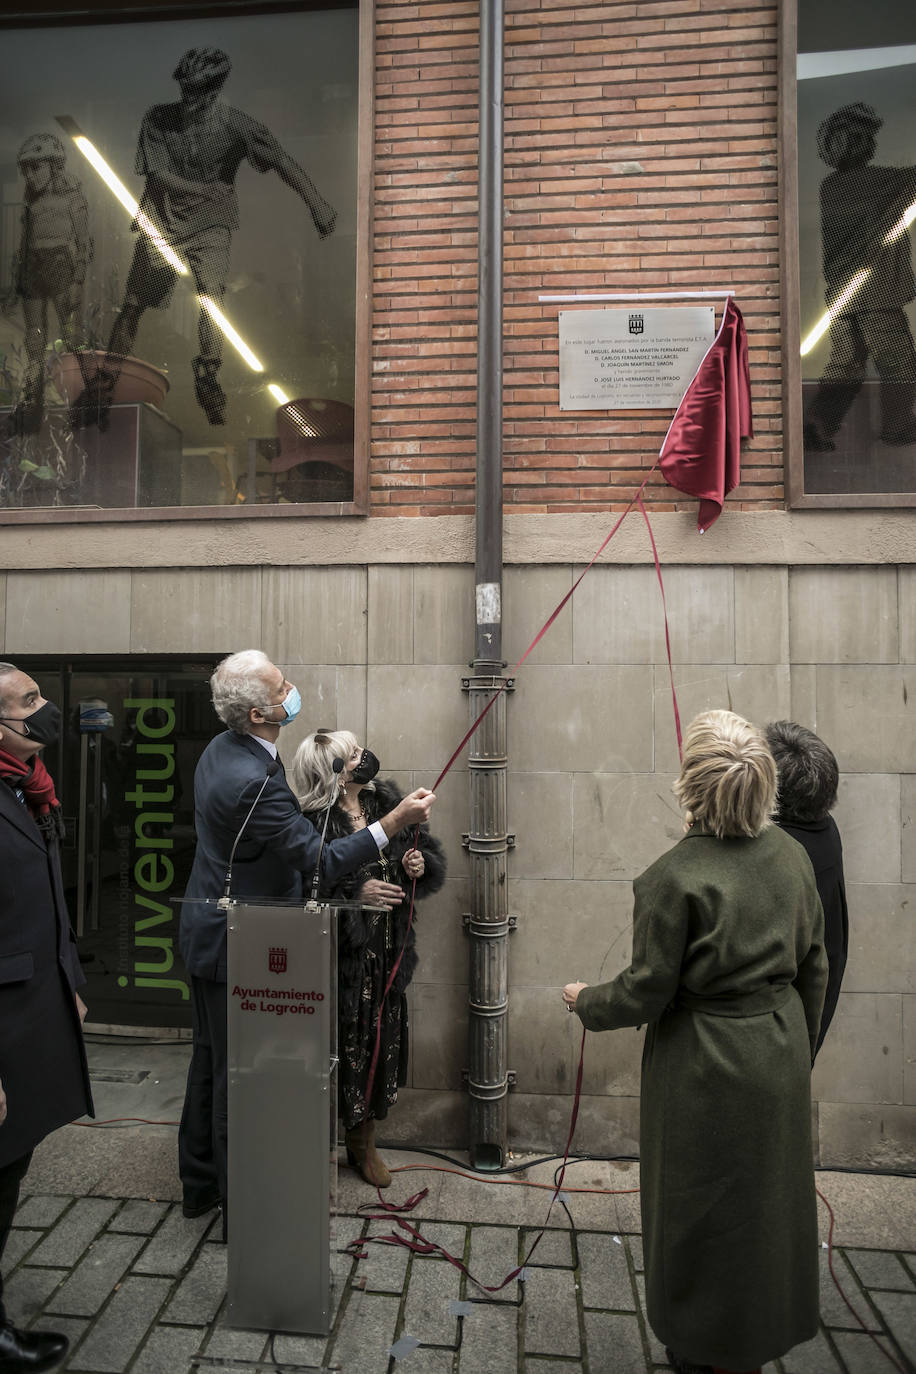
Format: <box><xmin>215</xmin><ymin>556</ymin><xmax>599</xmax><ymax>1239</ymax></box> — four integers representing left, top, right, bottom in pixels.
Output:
<box><xmin>345</xmin><ymin>1118</ymin><xmax>392</xmax><ymax>1188</ymax></box>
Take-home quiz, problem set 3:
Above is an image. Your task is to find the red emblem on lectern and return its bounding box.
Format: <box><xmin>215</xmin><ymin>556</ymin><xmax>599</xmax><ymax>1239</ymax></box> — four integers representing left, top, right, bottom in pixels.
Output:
<box><xmin>268</xmin><ymin>946</ymin><xmax>288</xmax><ymax>975</ymax></box>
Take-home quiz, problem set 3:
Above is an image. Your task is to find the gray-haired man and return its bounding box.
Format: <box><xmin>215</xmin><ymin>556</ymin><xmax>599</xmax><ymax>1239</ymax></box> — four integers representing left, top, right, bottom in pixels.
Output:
<box><xmin>178</xmin><ymin>651</ymin><xmax>434</xmax><ymax>1232</ymax></box>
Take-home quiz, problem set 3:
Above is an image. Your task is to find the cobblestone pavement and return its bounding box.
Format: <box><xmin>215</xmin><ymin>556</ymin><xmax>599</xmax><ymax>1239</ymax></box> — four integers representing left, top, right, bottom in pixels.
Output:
<box><xmin>5</xmin><ymin>1158</ymin><xmax>915</xmax><ymax>1374</ymax></box>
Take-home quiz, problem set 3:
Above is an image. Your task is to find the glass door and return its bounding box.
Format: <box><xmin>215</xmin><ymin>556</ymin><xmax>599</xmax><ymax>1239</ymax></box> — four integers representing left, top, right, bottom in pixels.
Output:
<box><xmin>21</xmin><ymin>657</ymin><xmax>221</xmax><ymax>1030</ymax></box>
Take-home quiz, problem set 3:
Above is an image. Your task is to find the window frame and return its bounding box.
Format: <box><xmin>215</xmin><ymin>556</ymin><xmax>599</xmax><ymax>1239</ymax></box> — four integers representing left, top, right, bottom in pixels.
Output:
<box><xmin>780</xmin><ymin>0</ymin><xmax>916</xmax><ymax>509</ymax></box>
<box><xmin>0</xmin><ymin>0</ymin><xmax>373</xmax><ymax>523</ymax></box>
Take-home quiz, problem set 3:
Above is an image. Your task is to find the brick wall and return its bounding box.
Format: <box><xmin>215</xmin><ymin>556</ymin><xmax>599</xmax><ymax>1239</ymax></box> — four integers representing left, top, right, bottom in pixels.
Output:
<box><xmin>371</xmin><ymin>0</ymin><xmax>781</xmax><ymax>517</ymax></box>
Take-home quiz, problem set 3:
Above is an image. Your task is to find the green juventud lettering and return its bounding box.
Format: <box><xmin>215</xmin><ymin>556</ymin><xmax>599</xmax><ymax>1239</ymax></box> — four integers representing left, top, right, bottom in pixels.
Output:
<box><xmin>135</xmin><ymin>938</ymin><xmax>174</xmax><ymax>975</ymax></box>
<box><xmin>134</xmin><ymin>893</ymin><xmax>171</xmax><ymax>929</ymax></box>
<box><xmin>135</xmin><ymin>976</ymin><xmax>189</xmax><ymax>1001</ymax></box>
<box><xmin>134</xmin><ymin>812</ymin><xmax>174</xmax><ymax>850</ymax></box>
<box><xmin>125</xmin><ymin>698</ymin><xmax>176</xmax><ymax>739</ymax></box>
<box><xmin>135</xmin><ymin>852</ymin><xmax>175</xmax><ymax>892</ymax></box>
<box><xmin>135</xmin><ymin>742</ymin><xmax>175</xmax><ymax>781</ymax></box>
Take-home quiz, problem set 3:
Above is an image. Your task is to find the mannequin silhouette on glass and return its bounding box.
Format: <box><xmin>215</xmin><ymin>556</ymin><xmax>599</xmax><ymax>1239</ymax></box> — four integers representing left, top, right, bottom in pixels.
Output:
<box><xmin>804</xmin><ymin>101</ymin><xmax>916</xmax><ymax>453</ymax></box>
<box><xmin>70</xmin><ymin>46</ymin><xmax>337</xmax><ymax>432</ymax></box>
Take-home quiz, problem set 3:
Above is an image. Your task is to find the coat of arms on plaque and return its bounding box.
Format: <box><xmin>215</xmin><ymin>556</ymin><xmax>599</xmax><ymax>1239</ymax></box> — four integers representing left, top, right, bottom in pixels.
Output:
<box><xmin>268</xmin><ymin>946</ymin><xmax>288</xmax><ymax>975</ymax></box>
<box><xmin>628</xmin><ymin>313</ymin><xmax>644</xmax><ymax>335</ymax></box>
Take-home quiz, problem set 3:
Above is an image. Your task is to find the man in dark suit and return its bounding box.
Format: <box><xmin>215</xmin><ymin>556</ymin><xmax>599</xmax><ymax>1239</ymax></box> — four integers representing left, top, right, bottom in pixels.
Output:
<box><xmin>0</xmin><ymin>662</ymin><xmax>94</xmax><ymax>1373</ymax></box>
<box><xmin>178</xmin><ymin>650</ymin><xmax>435</xmax><ymax>1227</ymax></box>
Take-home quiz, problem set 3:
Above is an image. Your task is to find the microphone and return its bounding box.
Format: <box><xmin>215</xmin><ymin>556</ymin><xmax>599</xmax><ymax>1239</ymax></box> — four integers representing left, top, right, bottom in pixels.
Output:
<box><xmin>309</xmin><ymin>756</ymin><xmax>345</xmax><ymax>904</ymax></box>
<box><xmin>217</xmin><ymin>760</ymin><xmax>281</xmax><ymax>910</ymax></box>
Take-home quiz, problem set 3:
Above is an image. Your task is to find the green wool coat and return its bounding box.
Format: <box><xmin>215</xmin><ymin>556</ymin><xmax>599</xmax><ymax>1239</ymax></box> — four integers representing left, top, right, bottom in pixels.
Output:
<box><xmin>576</xmin><ymin>823</ymin><xmax>827</xmax><ymax>1370</ymax></box>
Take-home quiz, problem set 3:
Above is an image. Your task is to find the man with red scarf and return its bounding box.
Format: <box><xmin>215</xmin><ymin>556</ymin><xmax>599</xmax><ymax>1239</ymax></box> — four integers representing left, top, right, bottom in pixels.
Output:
<box><xmin>0</xmin><ymin>663</ymin><xmax>93</xmax><ymax>1373</ymax></box>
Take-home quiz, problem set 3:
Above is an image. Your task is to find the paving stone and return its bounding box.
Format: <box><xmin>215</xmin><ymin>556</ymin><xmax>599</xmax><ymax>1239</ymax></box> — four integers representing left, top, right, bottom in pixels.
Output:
<box><xmin>403</xmin><ymin>1253</ymin><xmax>462</xmax><ymax>1347</ymax></box>
<box><xmin>46</xmin><ymin>1232</ymin><xmax>145</xmax><ymax>1316</ymax></box>
<box><xmin>467</xmin><ymin>1226</ymin><xmax>519</xmax><ymax>1303</ymax></box>
<box><xmin>628</xmin><ymin>1235</ymin><xmax>644</xmax><ymax>1272</ymax></box>
<box><xmin>522</xmin><ymin>1227</ymin><xmax>573</xmax><ymax>1268</ymax></box>
<box><xmin>14</xmin><ymin>1195</ymin><xmax>71</xmax><ymax>1229</ymax></box>
<box><xmin>632</xmin><ymin>1278</ymin><xmax>667</xmax><ymax>1366</ymax></box>
<box><xmin>163</xmin><ymin>1243</ymin><xmax>227</xmax><ymax>1324</ymax></box>
<box><xmin>356</xmin><ymin>1233</ymin><xmax>411</xmax><ymax>1295</ymax></box>
<box><xmin>330</xmin><ymin>1288</ymin><xmax>399</xmax><ymax>1372</ymax></box>
<box><xmin>781</xmin><ymin>1328</ymin><xmax>845</xmax><ymax>1373</ymax></box>
<box><xmin>29</xmin><ymin>1313</ymin><xmax>90</xmax><ymax>1355</ymax></box>
<box><xmin>831</xmin><ymin>1328</ymin><xmax>908</xmax><ymax>1374</ymax></box>
<box><xmin>2</xmin><ymin>1266</ymin><xmax>68</xmax><ymax>1324</ymax></box>
<box><xmin>205</xmin><ymin>1322</ymin><xmax>272</xmax><ymax>1361</ymax></box>
<box><xmin>331</xmin><ymin>1217</ymin><xmax>364</xmax><ymax>1279</ymax></box>
<box><xmin>522</xmin><ymin>1267</ymin><xmax>581</xmax><ymax>1358</ymax></box>
<box><xmin>270</xmin><ymin>1331</ymin><xmax>328</xmax><ymax>1366</ymax></box>
<box><xmin>412</xmin><ymin>1222</ymin><xmax>468</xmax><ymax>1260</ymax></box>
<box><xmin>583</xmin><ymin>1310</ymin><xmax>648</xmax><ymax>1373</ymax></box>
<box><xmin>843</xmin><ymin>1248</ymin><xmax>916</xmax><ymax>1292</ymax></box>
<box><xmin>577</xmin><ymin>1231</ymin><xmax>637</xmax><ymax>1311</ymax></box>
<box><xmin>133</xmin><ymin>1206</ymin><xmax>213</xmax><ymax>1276</ymax></box>
<box><xmin>820</xmin><ymin>1247</ymin><xmax>882</xmax><ymax>1331</ymax></box>
<box><xmin>130</xmin><ymin>1324</ymin><xmax>207</xmax><ymax>1374</ymax></box>
<box><xmin>455</xmin><ymin>1301</ymin><xmax>517</xmax><ymax>1374</ymax></box>
<box><xmin>29</xmin><ymin>1198</ymin><xmax>119</xmax><ymax>1267</ymax></box>
<box><xmin>68</xmin><ymin>1274</ymin><xmax>172</xmax><ymax>1372</ymax></box>
<box><xmin>394</xmin><ymin>1350</ymin><xmax>455</xmax><ymax>1372</ymax></box>
<box><xmin>867</xmin><ymin>1290</ymin><xmax>916</xmax><ymax>1365</ymax></box>
<box><xmin>3</xmin><ymin>1229</ymin><xmax>42</xmax><ymax>1268</ymax></box>
<box><xmin>109</xmin><ymin>1200</ymin><xmax>170</xmax><ymax>1234</ymax></box>
<box><xmin>526</xmin><ymin>1363</ymin><xmax>592</xmax><ymax>1372</ymax></box>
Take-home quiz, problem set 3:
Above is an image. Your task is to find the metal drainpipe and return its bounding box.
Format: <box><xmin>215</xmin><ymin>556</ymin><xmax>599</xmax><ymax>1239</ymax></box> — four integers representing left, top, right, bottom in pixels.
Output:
<box><xmin>464</xmin><ymin>0</ymin><xmax>512</xmax><ymax>1171</ymax></box>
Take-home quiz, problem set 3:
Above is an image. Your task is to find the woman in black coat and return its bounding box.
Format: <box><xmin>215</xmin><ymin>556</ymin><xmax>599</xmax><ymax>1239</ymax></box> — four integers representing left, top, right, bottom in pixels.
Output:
<box><xmin>291</xmin><ymin>730</ymin><xmax>446</xmax><ymax>1187</ymax></box>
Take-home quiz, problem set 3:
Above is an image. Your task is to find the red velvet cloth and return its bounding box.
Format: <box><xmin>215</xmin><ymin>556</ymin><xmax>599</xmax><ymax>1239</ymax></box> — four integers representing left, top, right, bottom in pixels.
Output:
<box><xmin>0</xmin><ymin>747</ymin><xmax>60</xmax><ymax>818</ymax></box>
<box><xmin>658</xmin><ymin>296</ymin><xmax>753</xmax><ymax>532</ymax></box>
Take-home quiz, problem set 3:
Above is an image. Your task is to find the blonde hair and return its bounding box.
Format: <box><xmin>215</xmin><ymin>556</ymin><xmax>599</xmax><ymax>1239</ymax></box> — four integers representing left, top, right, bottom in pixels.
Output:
<box><xmin>673</xmin><ymin>709</ymin><xmax>776</xmax><ymax>839</ymax></box>
<box><xmin>291</xmin><ymin>729</ymin><xmax>359</xmax><ymax>812</ymax></box>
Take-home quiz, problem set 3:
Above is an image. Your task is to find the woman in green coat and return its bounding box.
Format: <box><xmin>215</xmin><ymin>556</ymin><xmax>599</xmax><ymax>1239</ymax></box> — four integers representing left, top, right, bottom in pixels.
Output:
<box><xmin>563</xmin><ymin>710</ymin><xmax>827</xmax><ymax>1374</ymax></box>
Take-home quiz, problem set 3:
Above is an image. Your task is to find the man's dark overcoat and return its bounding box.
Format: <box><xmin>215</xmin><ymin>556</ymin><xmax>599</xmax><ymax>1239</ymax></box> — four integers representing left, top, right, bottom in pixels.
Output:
<box><xmin>0</xmin><ymin>783</ymin><xmax>93</xmax><ymax>1168</ymax></box>
<box><xmin>779</xmin><ymin>814</ymin><xmax>848</xmax><ymax>1055</ymax></box>
<box><xmin>576</xmin><ymin>823</ymin><xmax>827</xmax><ymax>1370</ymax></box>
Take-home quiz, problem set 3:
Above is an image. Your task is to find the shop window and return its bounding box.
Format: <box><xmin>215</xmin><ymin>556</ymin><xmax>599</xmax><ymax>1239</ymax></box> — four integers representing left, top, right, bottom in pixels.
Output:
<box><xmin>0</xmin><ymin>0</ymin><xmax>369</xmax><ymax>521</ymax></box>
<box><xmin>783</xmin><ymin>0</ymin><xmax>916</xmax><ymax>507</ymax></box>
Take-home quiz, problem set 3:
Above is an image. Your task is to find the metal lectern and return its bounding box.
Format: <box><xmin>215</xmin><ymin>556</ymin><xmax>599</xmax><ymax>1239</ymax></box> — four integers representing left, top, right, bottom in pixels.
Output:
<box><xmin>221</xmin><ymin>897</ymin><xmax>364</xmax><ymax>1335</ymax></box>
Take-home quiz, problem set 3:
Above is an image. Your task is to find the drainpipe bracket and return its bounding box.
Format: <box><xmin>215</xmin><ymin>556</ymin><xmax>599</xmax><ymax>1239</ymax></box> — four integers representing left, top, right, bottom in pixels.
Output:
<box><xmin>461</xmin><ymin>676</ymin><xmax>515</xmax><ymax>691</ymax></box>
<box><xmin>462</xmin><ymin>913</ymin><xmax>518</xmax><ymax>933</ymax></box>
<box><xmin>461</xmin><ymin>1069</ymin><xmax>518</xmax><ymax>1093</ymax></box>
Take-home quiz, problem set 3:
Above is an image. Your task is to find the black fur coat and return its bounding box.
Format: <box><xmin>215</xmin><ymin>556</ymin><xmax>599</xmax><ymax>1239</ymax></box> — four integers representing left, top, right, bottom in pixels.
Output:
<box><xmin>305</xmin><ymin>778</ymin><xmax>447</xmax><ymax>1019</ymax></box>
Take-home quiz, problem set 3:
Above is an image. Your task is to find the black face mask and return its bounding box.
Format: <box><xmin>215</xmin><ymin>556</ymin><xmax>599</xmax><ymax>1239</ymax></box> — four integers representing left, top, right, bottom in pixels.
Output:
<box><xmin>349</xmin><ymin>748</ymin><xmax>380</xmax><ymax>785</ymax></box>
<box><xmin>0</xmin><ymin>700</ymin><xmax>62</xmax><ymax>747</ymax></box>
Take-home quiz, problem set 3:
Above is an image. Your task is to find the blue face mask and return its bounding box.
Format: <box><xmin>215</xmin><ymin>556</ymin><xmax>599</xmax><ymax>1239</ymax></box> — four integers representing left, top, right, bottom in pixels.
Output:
<box><xmin>275</xmin><ymin>685</ymin><xmax>301</xmax><ymax>726</ymax></box>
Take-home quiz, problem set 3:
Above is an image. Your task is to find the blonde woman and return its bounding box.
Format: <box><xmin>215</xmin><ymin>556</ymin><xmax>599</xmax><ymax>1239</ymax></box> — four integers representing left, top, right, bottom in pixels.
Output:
<box><xmin>563</xmin><ymin>710</ymin><xmax>826</xmax><ymax>1374</ymax></box>
<box><xmin>292</xmin><ymin>730</ymin><xmax>446</xmax><ymax>1188</ymax></box>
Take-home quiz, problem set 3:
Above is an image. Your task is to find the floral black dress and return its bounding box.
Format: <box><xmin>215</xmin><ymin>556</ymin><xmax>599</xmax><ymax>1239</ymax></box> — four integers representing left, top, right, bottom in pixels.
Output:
<box><xmin>305</xmin><ymin>778</ymin><xmax>446</xmax><ymax>1129</ymax></box>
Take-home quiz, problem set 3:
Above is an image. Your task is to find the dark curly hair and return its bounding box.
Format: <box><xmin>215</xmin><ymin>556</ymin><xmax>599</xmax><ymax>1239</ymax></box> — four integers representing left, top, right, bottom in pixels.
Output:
<box><xmin>765</xmin><ymin>720</ymin><xmax>839</xmax><ymax>824</ymax></box>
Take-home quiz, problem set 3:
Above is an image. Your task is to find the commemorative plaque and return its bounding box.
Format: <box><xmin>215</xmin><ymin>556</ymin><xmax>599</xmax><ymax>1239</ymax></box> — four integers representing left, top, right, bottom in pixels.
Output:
<box><xmin>559</xmin><ymin>306</ymin><xmax>715</xmax><ymax>410</ymax></box>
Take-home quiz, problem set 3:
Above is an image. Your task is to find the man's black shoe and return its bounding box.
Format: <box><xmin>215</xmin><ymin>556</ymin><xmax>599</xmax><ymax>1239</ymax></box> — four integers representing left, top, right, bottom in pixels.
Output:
<box><xmin>0</xmin><ymin>1322</ymin><xmax>69</xmax><ymax>1371</ymax></box>
<box><xmin>182</xmin><ymin>1194</ymin><xmax>221</xmax><ymax>1219</ymax></box>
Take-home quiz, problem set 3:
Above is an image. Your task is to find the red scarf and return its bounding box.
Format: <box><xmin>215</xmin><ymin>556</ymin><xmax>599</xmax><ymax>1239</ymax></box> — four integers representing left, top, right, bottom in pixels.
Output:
<box><xmin>0</xmin><ymin>747</ymin><xmax>60</xmax><ymax>819</ymax></box>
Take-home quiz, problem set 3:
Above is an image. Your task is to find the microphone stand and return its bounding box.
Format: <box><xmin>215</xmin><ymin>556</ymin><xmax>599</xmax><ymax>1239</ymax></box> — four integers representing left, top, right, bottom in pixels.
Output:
<box><xmin>307</xmin><ymin>756</ymin><xmax>345</xmax><ymax>908</ymax></box>
<box><xmin>217</xmin><ymin>760</ymin><xmax>280</xmax><ymax>911</ymax></box>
